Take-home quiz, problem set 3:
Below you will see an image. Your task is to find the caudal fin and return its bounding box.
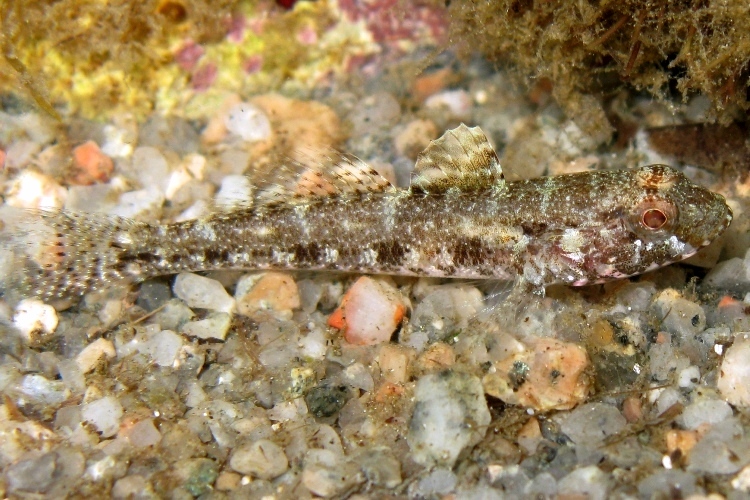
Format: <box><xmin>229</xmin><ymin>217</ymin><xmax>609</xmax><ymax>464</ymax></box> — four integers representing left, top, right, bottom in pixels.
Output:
<box><xmin>0</xmin><ymin>209</ymin><xmax>153</xmax><ymax>303</ymax></box>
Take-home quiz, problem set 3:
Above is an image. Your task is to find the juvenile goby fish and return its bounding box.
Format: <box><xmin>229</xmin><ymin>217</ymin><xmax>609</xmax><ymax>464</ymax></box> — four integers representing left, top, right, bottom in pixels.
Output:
<box><xmin>4</xmin><ymin>125</ymin><xmax>732</xmax><ymax>302</ymax></box>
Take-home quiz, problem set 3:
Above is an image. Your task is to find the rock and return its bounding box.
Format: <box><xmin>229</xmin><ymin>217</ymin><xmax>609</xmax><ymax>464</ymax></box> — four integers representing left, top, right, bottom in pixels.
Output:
<box><xmin>328</xmin><ymin>277</ymin><xmax>407</xmax><ymax>346</ymax></box>
<box><xmin>81</xmin><ymin>395</ymin><xmax>124</xmax><ymax>437</ymax></box>
<box><xmin>71</xmin><ymin>140</ymin><xmax>113</xmax><ymax>185</ymax></box>
<box><xmin>153</xmin><ymin>298</ymin><xmax>194</xmax><ymax>331</ymax></box>
<box><xmin>119</xmin><ymin>418</ymin><xmax>162</xmax><ymax>448</ymax></box>
<box><xmin>559</xmin><ymin>403</ymin><xmax>626</xmax><ymax>450</ymax></box>
<box><xmin>12</xmin><ymin>299</ymin><xmax>58</xmax><ymax>341</ymax></box>
<box><xmin>76</xmin><ymin>338</ymin><xmax>116</xmax><ymax>374</ymax></box>
<box><xmin>225</xmin><ymin>102</ymin><xmax>272</xmax><ymax>142</ymax></box>
<box><xmin>375</xmin><ymin>344</ymin><xmax>415</xmax><ymax>384</ymax></box>
<box><xmin>214</xmin><ymin>174</ymin><xmax>253</xmax><ymax>209</ymax></box>
<box><xmin>424</xmin><ymin>89</ymin><xmax>472</xmax><ymax>119</ymax></box>
<box><xmin>173</xmin><ymin>272</ymin><xmax>235</xmax><ymax>313</ymax></box>
<box><xmin>6</xmin><ymin>452</ymin><xmax>57</xmax><ymax>494</ymax></box>
<box><xmin>557</xmin><ymin>466</ymin><xmax>610</xmax><ymax>500</ymax></box>
<box><xmin>181</xmin><ymin>312</ymin><xmax>232</xmax><ymax>341</ymax></box>
<box><xmin>301</xmin><ymin>449</ymin><xmax>358</xmax><ymax>497</ymax></box>
<box><xmin>408</xmin><ymin>370</ymin><xmax>490</xmax><ymax>467</ymax></box>
<box><xmin>394</xmin><ymin>119</ymin><xmax>438</xmax><ymax>159</ymax></box>
<box><xmin>141</xmin><ymin>329</ymin><xmax>183</xmax><ymax>367</ymax></box>
<box><xmin>703</xmin><ymin>251</ymin><xmax>750</xmax><ymax>293</ymax></box>
<box><xmin>410</xmin><ymin>468</ymin><xmax>457</xmax><ymax>497</ymax></box>
<box><xmin>347</xmin><ymin>92</ymin><xmax>400</xmax><ymax>136</ymax></box>
<box><xmin>235</xmin><ymin>272</ymin><xmax>300</xmax><ymax>319</ymax></box>
<box><xmin>483</xmin><ymin>338</ymin><xmax>590</xmax><ymax>410</ymax></box>
<box><xmin>172</xmin><ymin>458</ymin><xmax>218</xmax><ymax>497</ymax></box>
<box><xmin>680</xmin><ymin>397</ymin><xmax>733</xmax><ymax>430</ymax></box>
<box><xmin>135</xmin><ymin>279</ymin><xmax>172</xmax><ymax>312</ymax></box>
<box><xmin>718</xmin><ymin>333</ymin><xmax>750</xmax><ymax>407</ymax></box>
<box><xmin>230</xmin><ymin>439</ymin><xmax>289</xmax><ymax>479</ymax></box>
<box><xmin>650</xmin><ymin>289</ymin><xmax>706</xmax><ymax>340</ymax></box>
<box><xmin>130</xmin><ymin>146</ymin><xmax>170</xmax><ymax>192</ymax></box>
<box><xmin>16</xmin><ymin>374</ymin><xmax>70</xmax><ymax>407</ymax></box>
<box><xmin>687</xmin><ymin>418</ymin><xmax>750</xmax><ymax>474</ymax></box>
<box><xmin>358</xmin><ymin>448</ymin><xmax>401</xmax><ymax>488</ymax></box>
<box><xmin>6</xmin><ymin>170</ymin><xmax>66</xmax><ymax>209</ymax></box>
<box><xmin>638</xmin><ymin>470</ymin><xmax>698</xmax><ymax>499</ymax></box>
<box><xmin>305</xmin><ymin>384</ymin><xmax>350</xmax><ymax>418</ymax></box>
<box><xmin>112</xmin><ymin>475</ymin><xmax>151</xmax><ymax>499</ymax></box>
<box><xmin>138</xmin><ymin>115</ymin><xmax>200</xmax><ymax>156</ymax></box>
<box><xmin>111</xmin><ymin>187</ymin><xmax>165</xmax><ymax>220</ymax></box>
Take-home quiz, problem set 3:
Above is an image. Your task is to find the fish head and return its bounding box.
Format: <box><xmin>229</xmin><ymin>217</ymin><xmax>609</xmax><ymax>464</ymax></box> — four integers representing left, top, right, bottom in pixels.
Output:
<box><xmin>617</xmin><ymin>164</ymin><xmax>732</xmax><ymax>274</ymax></box>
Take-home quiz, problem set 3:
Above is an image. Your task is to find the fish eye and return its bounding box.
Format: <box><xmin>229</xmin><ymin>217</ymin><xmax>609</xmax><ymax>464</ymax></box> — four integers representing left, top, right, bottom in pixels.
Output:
<box><xmin>642</xmin><ymin>208</ymin><xmax>668</xmax><ymax>230</ymax></box>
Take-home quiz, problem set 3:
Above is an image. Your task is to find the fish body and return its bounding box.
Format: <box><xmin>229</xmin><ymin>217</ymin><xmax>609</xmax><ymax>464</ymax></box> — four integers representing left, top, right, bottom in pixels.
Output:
<box><xmin>5</xmin><ymin>125</ymin><xmax>733</xmax><ymax>301</ymax></box>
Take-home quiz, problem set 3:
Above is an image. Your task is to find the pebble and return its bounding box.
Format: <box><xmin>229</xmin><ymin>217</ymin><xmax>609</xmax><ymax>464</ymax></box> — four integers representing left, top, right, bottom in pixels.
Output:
<box><xmin>225</xmin><ymin>102</ymin><xmax>272</xmax><ymax>142</ymax></box>
<box><xmin>718</xmin><ymin>333</ymin><xmax>750</xmax><ymax>407</ymax></box>
<box><xmin>71</xmin><ymin>140</ymin><xmax>114</xmax><ymax>185</ymax></box>
<box><xmin>376</xmin><ymin>344</ymin><xmax>415</xmax><ymax>384</ymax></box>
<box><xmin>6</xmin><ymin>170</ymin><xmax>66</xmax><ymax>209</ymax></box>
<box><xmin>5</xmin><ymin>139</ymin><xmax>41</xmax><ymax>169</ymax></box>
<box><xmin>558</xmin><ymin>402</ymin><xmax>626</xmax><ymax>448</ymax></box>
<box><xmin>483</xmin><ymin>338</ymin><xmax>590</xmax><ymax>410</ymax></box>
<box><xmin>703</xmin><ymin>248</ymin><xmax>750</xmax><ymax>293</ymax></box>
<box><xmin>153</xmin><ymin>298</ymin><xmax>195</xmax><ymax>331</ymax></box>
<box><xmin>214</xmin><ymin>174</ymin><xmax>253</xmax><ymax>208</ymax></box>
<box><xmin>328</xmin><ymin>277</ymin><xmax>407</xmax><ymax>346</ymax></box>
<box><xmin>119</xmin><ymin>418</ymin><xmax>162</xmax><ymax>448</ymax></box>
<box><xmin>638</xmin><ymin>470</ymin><xmax>698</xmax><ymax>498</ymax></box>
<box><xmin>424</xmin><ymin>89</ymin><xmax>472</xmax><ymax>119</ymax></box>
<box><xmin>407</xmin><ymin>370</ymin><xmax>490</xmax><ymax>467</ymax></box>
<box><xmin>393</xmin><ymin>119</ymin><xmax>438</xmax><ymax>159</ymax></box>
<box><xmin>138</xmin><ymin>115</ymin><xmax>200</xmax><ymax>156</ymax></box>
<box><xmin>235</xmin><ymin>272</ymin><xmax>300</xmax><ymax>319</ymax></box>
<box><xmin>111</xmin><ymin>187</ymin><xmax>165</xmax><ymax>220</ymax></box>
<box><xmin>411</xmin><ymin>468</ymin><xmax>457</xmax><ymax>497</ymax></box>
<box><xmin>130</xmin><ymin>146</ymin><xmax>171</xmax><ymax>192</ymax></box>
<box><xmin>229</xmin><ymin>439</ymin><xmax>289</xmax><ymax>479</ymax></box>
<box><xmin>680</xmin><ymin>397</ymin><xmax>733</xmax><ymax>430</ymax></box>
<box><xmin>17</xmin><ymin>374</ymin><xmax>70</xmax><ymax>407</ymax></box>
<box><xmin>557</xmin><ymin>466</ymin><xmax>610</xmax><ymax>500</ymax></box>
<box><xmin>81</xmin><ymin>395</ymin><xmax>124</xmax><ymax>437</ymax></box>
<box><xmin>346</xmin><ymin>92</ymin><xmax>401</xmax><ymax>136</ymax></box>
<box><xmin>301</xmin><ymin>449</ymin><xmax>358</xmax><ymax>497</ymax></box>
<box><xmin>173</xmin><ymin>272</ymin><xmax>235</xmax><ymax>313</ymax></box>
<box><xmin>182</xmin><ymin>312</ymin><xmax>232</xmax><ymax>341</ymax></box>
<box><xmin>359</xmin><ymin>447</ymin><xmax>402</xmax><ymax>488</ymax></box>
<box><xmin>75</xmin><ymin>338</ymin><xmax>116</xmax><ymax>373</ymax></box>
<box><xmin>12</xmin><ymin>298</ymin><xmax>58</xmax><ymax>341</ymax></box>
<box><xmin>112</xmin><ymin>475</ymin><xmax>151</xmax><ymax>499</ymax></box>
<box><xmin>141</xmin><ymin>330</ymin><xmax>183</xmax><ymax>367</ymax></box>
<box><xmin>651</xmin><ymin>289</ymin><xmax>706</xmax><ymax>340</ymax></box>
<box><xmin>6</xmin><ymin>452</ymin><xmax>57</xmax><ymax>494</ymax></box>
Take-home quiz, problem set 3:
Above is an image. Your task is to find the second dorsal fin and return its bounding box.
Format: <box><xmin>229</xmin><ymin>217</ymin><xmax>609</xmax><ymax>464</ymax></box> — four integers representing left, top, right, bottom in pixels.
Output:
<box><xmin>253</xmin><ymin>150</ymin><xmax>394</xmax><ymax>207</ymax></box>
<box><xmin>411</xmin><ymin>124</ymin><xmax>504</xmax><ymax>193</ymax></box>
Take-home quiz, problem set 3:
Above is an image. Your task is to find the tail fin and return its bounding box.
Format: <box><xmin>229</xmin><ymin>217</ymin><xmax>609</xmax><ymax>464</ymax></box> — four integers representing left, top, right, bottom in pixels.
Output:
<box><xmin>0</xmin><ymin>209</ymin><xmax>153</xmax><ymax>303</ymax></box>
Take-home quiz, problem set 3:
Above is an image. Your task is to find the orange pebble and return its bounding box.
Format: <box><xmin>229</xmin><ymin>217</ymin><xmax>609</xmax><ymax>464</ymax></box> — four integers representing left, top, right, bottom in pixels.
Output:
<box><xmin>72</xmin><ymin>140</ymin><xmax>114</xmax><ymax>185</ymax></box>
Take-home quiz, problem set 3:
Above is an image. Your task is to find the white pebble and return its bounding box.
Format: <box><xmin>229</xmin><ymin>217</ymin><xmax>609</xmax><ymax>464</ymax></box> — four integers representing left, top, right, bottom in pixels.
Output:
<box><xmin>17</xmin><ymin>374</ymin><xmax>70</xmax><ymax>406</ymax></box>
<box><xmin>76</xmin><ymin>338</ymin><xmax>116</xmax><ymax>374</ymax></box>
<box><xmin>225</xmin><ymin>102</ymin><xmax>272</xmax><ymax>142</ymax></box>
<box><xmin>680</xmin><ymin>397</ymin><xmax>733</xmax><ymax>430</ymax></box>
<box><xmin>557</xmin><ymin>466</ymin><xmax>610</xmax><ymax>500</ymax></box>
<box><xmin>677</xmin><ymin>365</ymin><xmax>700</xmax><ymax>389</ymax></box>
<box><xmin>81</xmin><ymin>396</ymin><xmax>124</xmax><ymax>437</ymax></box>
<box><xmin>143</xmin><ymin>330</ymin><xmax>183</xmax><ymax>367</ymax></box>
<box><xmin>215</xmin><ymin>175</ymin><xmax>253</xmax><ymax>209</ymax></box>
<box><xmin>12</xmin><ymin>299</ymin><xmax>58</xmax><ymax>340</ymax></box>
<box><xmin>718</xmin><ymin>333</ymin><xmax>750</xmax><ymax>407</ymax></box>
<box><xmin>131</xmin><ymin>146</ymin><xmax>170</xmax><ymax>192</ymax></box>
<box><xmin>120</xmin><ymin>419</ymin><xmax>162</xmax><ymax>448</ymax></box>
<box><xmin>407</xmin><ymin>371</ymin><xmax>490</xmax><ymax>467</ymax></box>
<box><xmin>424</xmin><ymin>90</ymin><xmax>472</xmax><ymax>119</ymax></box>
<box><xmin>111</xmin><ymin>187</ymin><xmax>165</xmax><ymax>220</ymax></box>
<box><xmin>181</xmin><ymin>312</ymin><xmax>232</xmax><ymax>341</ymax></box>
<box><xmin>173</xmin><ymin>273</ymin><xmax>235</xmax><ymax>313</ymax></box>
<box><xmin>229</xmin><ymin>439</ymin><xmax>289</xmax><ymax>479</ymax></box>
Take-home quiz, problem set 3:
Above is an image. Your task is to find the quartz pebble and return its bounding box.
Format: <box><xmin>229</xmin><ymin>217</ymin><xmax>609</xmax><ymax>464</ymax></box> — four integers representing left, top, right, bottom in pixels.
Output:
<box><xmin>235</xmin><ymin>272</ymin><xmax>300</xmax><ymax>319</ymax></box>
<box><xmin>141</xmin><ymin>329</ymin><xmax>183</xmax><ymax>367</ymax></box>
<box><xmin>680</xmin><ymin>397</ymin><xmax>733</xmax><ymax>430</ymax></box>
<box><xmin>173</xmin><ymin>272</ymin><xmax>235</xmax><ymax>313</ymax></box>
<box><xmin>483</xmin><ymin>337</ymin><xmax>590</xmax><ymax>410</ymax></box>
<box><xmin>81</xmin><ymin>396</ymin><xmax>124</xmax><ymax>437</ymax></box>
<box><xmin>225</xmin><ymin>102</ymin><xmax>272</xmax><ymax>142</ymax></box>
<box><xmin>557</xmin><ymin>466</ymin><xmax>610</xmax><ymax>500</ymax></box>
<box><xmin>120</xmin><ymin>418</ymin><xmax>162</xmax><ymax>448</ymax></box>
<box><xmin>559</xmin><ymin>403</ymin><xmax>626</xmax><ymax>449</ymax></box>
<box><xmin>328</xmin><ymin>277</ymin><xmax>407</xmax><ymax>346</ymax></box>
<box><xmin>229</xmin><ymin>439</ymin><xmax>289</xmax><ymax>479</ymax></box>
<box><xmin>718</xmin><ymin>333</ymin><xmax>750</xmax><ymax>407</ymax></box>
<box><xmin>12</xmin><ymin>298</ymin><xmax>58</xmax><ymax>341</ymax></box>
<box><xmin>75</xmin><ymin>338</ymin><xmax>116</xmax><ymax>373</ymax></box>
<box><xmin>6</xmin><ymin>452</ymin><xmax>57</xmax><ymax>494</ymax></box>
<box><xmin>407</xmin><ymin>370</ymin><xmax>490</xmax><ymax>467</ymax></box>
<box><xmin>182</xmin><ymin>312</ymin><xmax>232</xmax><ymax>341</ymax></box>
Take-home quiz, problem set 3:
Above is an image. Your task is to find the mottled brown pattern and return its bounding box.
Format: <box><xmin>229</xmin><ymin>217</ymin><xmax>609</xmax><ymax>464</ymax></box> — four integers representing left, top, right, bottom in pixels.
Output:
<box><xmin>4</xmin><ymin>126</ymin><xmax>733</xmax><ymax>301</ymax></box>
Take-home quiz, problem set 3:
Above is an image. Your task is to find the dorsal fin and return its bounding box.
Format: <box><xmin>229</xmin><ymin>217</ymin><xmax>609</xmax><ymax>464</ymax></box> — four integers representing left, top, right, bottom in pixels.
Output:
<box><xmin>254</xmin><ymin>151</ymin><xmax>393</xmax><ymax>206</ymax></box>
<box><xmin>411</xmin><ymin>124</ymin><xmax>504</xmax><ymax>193</ymax></box>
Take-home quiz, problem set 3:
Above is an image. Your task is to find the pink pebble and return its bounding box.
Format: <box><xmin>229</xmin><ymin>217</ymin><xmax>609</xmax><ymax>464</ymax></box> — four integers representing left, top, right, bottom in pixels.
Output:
<box><xmin>329</xmin><ymin>277</ymin><xmax>407</xmax><ymax>346</ymax></box>
<box><xmin>174</xmin><ymin>40</ymin><xmax>205</xmax><ymax>71</ymax></box>
<box><xmin>71</xmin><ymin>140</ymin><xmax>114</xmax><ymax>185</ymax></box>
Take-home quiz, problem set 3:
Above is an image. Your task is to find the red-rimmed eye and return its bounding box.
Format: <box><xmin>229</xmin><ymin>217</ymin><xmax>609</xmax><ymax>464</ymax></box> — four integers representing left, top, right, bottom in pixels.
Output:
<box><xmin>642</xmin><ymin>208</ymin><xmax>667</xmax><ymax>230</ymax></box>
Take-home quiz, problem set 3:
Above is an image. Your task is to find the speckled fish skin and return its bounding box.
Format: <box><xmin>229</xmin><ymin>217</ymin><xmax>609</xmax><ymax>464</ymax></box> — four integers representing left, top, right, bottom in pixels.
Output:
<box><xmin>7</xmin><ymin>125</ymin><xmax>733</xmax><ymax>301</ymax></box>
